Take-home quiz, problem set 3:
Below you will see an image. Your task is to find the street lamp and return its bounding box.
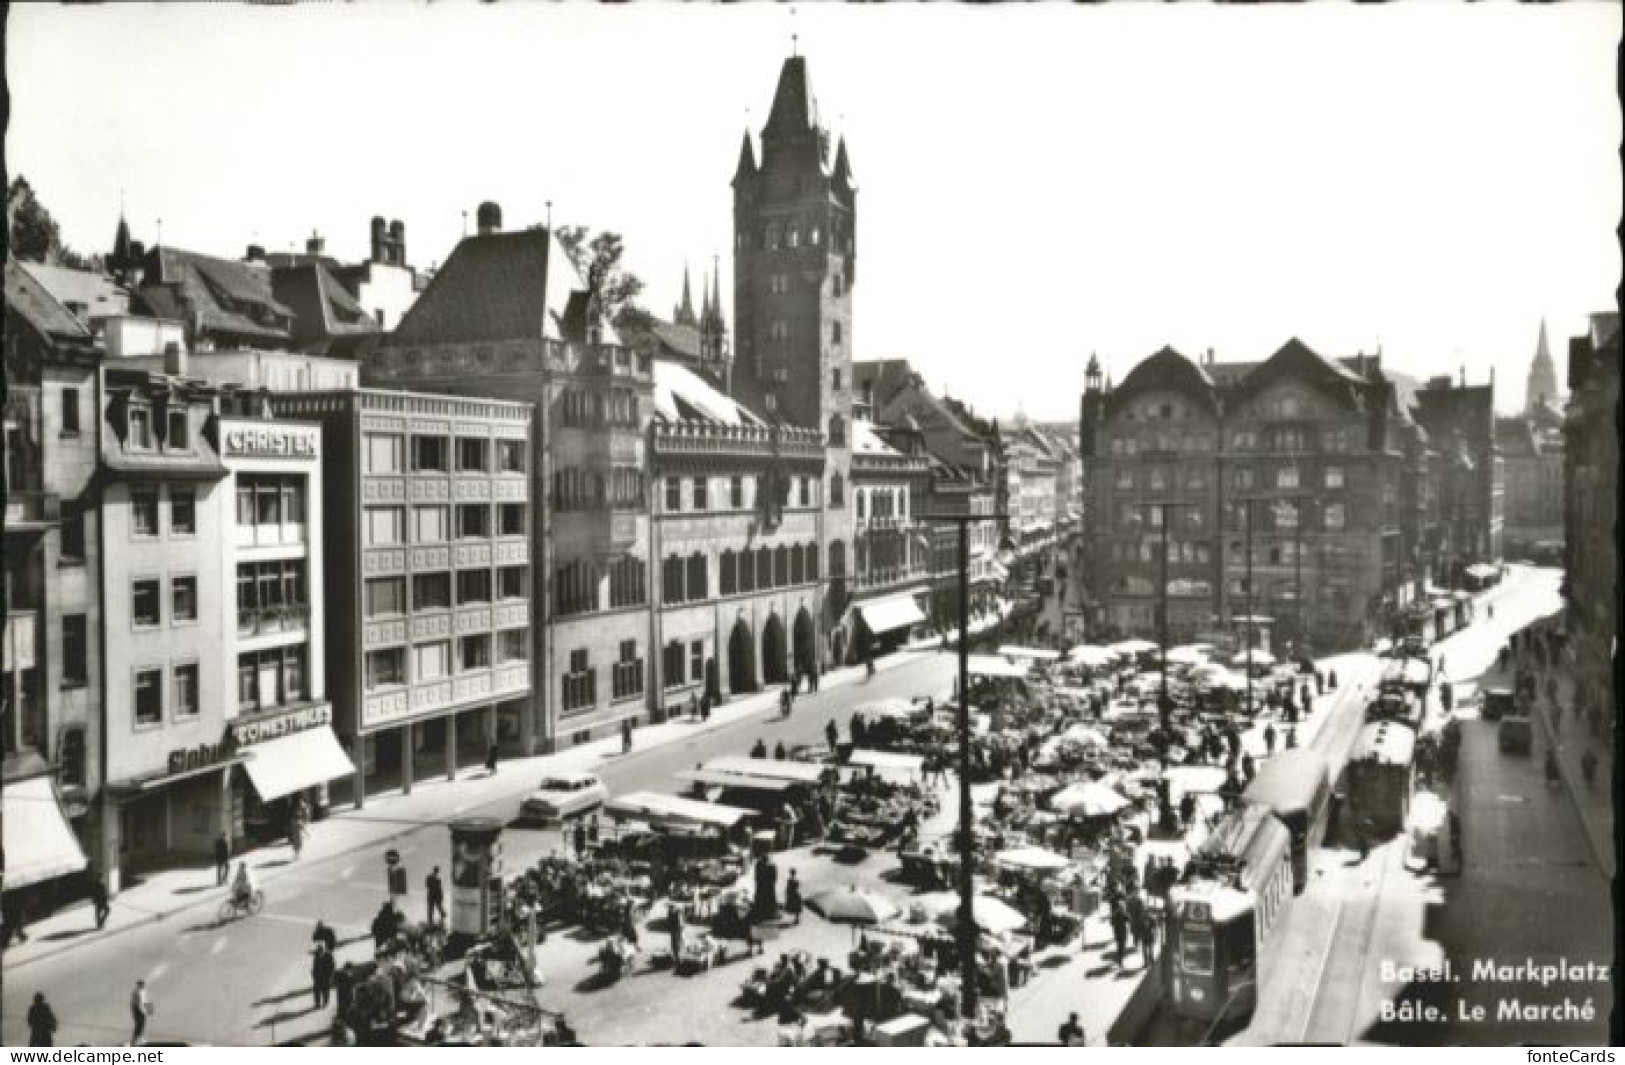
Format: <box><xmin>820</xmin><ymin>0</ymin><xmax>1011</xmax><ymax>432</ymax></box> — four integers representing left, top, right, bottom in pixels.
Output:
<box><xmin>1142</xmin><ymin>502</ymin><xmax>1195</xmax><ymax>734</ymax></box>
<box><xmin>920</xmin><ymin>509</ymin><xmax>1011</xmax><ymax>1022</ymax></box>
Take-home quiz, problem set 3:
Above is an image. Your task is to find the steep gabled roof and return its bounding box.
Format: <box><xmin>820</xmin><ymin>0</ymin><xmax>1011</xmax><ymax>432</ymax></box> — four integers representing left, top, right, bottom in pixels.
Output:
<box><xmin>5</xmin><ymin>260</ymin><xmax>94</xmax><ymax>341</ymax></box>
<box><xmin>1105</xmin><ymin>345</ymin><xmax>1219</xmax><ymax>416</ymax></box>
<box><xmin>137</xmin><ymin>247</ymin><xmax>293</xmax><ymax>342</ymax></box>
<box><xmin>22</xmin><ymin>263</ymin><xmax>130</xmax><ymax>324</ymax></box>
<box><xmin>390</xmin><ymin>227</ymin><xmax>612</xmax><ymax>347</ymax></box>
<box><xmin>1228</xmin><ymin>337</ymin><xmax>1363</xmax><ymax>403</ymax></box>
<box><xmin>651</xmin><ymin>358</ymin><xmax>764</xmax><ymax>427</ymax></box>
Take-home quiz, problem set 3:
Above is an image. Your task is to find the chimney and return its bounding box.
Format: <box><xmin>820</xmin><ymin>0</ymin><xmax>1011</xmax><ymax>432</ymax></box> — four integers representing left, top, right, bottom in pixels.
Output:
<box><xmin>388</xmin><ymin>220</ymin><xmax>406</xmax><ymax>265</ymax></box>
<box><xmin>306</xmin><ymin>231</ymin><xmax>325</xmax><ymax>256</ymax></box>
<box><xmin>245</xmin><ymin>244</ymin><xmax>267</xmax><ymax>263</ymax></box>
<box><xmin>477</xmin><ymin>202</ymin><xmax>502</xmax><ymax>236</ymax></box>
<box><xmin>163</xmin><ymin>340</ymin><xmax>187</xmax><ymax>377</ymax></box>
<box><xmin>1205</xmin><ymin>347</ymin><xmax>1215</xmax><ymax>368</ymax></box>
<box><xmin>370</xmin><ymin>216</ymin><xmax>387</xmax><ymax>263</ymax></box>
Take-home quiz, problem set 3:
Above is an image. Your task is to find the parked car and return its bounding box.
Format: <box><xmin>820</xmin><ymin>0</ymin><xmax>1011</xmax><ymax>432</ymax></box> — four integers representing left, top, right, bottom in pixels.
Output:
<box><xmin>1497</xmin><ymin>715</ymin><xmax>1533</xmax><ymax>755</ymax></box>
<box><xmin>521</xmin><ymin>772</ymin><xmax>608</xmax><ymax>823</ymax></box>
<box><xmin>1482</xmin><ymin>686</ymin><xmax>1518</xmax><ymax>722</ymax></box>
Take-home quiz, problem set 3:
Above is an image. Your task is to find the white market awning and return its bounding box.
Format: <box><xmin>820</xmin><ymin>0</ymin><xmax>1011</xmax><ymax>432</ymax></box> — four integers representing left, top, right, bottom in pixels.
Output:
<box><xmin>677</xmin><ymin>769</ymin><xmax>799</xmax><ymax>793</ymax></box>
<box><xmin>1465</xmin><ymin>564</ymin><xmax>1499</xmax><ymax>578</ymax></box>
<box><xmin>967</xmin><ymin>654</ymin><xmax>1029</xmax><ymax>679</ymax></box>
<box><xmin>702</xmin><ymin>756</ymin><xmax>828</xmax><ymax>785</ymax></box>
<box><xmin>607</xmin><ymin>791</ymin><xmax>755</xmax><ymax>830</ymax></box>
<box><xmin>848</xmin><ymin>749</ymin><xmax>925</xmax><ymax>775</ymax></box>
<box><xmin>2</xmin><ymin>776</ymin><xmax>87</xmax><ymax>889</ymax></box>
<box><xmin>856</xmin><ymin>596</ymin><xmax>927</xmax><ymax>634</ymax></box>
<box><xmin>998</xmin><ymin>645</ymin><xmax>1061</xmax><ymax>661</ymax></box>
<box><xmin>240</xmin><ymin>727</ymin><xmax>355</xmax><ymax>802</ymax></box>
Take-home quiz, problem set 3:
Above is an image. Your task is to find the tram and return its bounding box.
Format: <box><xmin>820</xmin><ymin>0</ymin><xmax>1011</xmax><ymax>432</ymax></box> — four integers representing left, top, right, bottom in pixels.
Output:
<box><xmin>1163</xmin><ymin>803</ymin><xmax>1295</xmax><ymax>1024</ymax></box>
<box><xmin>1344</xmin><ymin>720</ymin><xmax>1417</xmax><ymax>835</ymax></box>
<box><xmin>1241</xmin><ymin>748</ymin><xmax>1332</xmax><ymax>893</ymax></box>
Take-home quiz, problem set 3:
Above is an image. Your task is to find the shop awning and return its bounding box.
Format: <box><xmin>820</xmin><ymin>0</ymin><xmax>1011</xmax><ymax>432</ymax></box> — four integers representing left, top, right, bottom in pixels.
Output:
<box><xmin>241</xmin><ymin>727</ymin><xmax>355</xmax><ymax>802</ymax></box>
<box><xmin>606</xmin><ymin>791</ymin><xmax>755</xmax><ymax>830</ymax></box>
<box><xmin>1465</xmin><ymin>563</ymin><xmax>1499</xmax><ymax>578</ymax></box>
<box><xmin>998</xmin><ymin>645</ymin><xmax>1061</xmax><ymax>661</ymax></box>
<box><xmin>2</xmin><ymin>776</ymin><xmax>87</xmax><ymax>889</ymax></box>
<box><xmin>856</xmin><ymin>596</ymin><xmax>926</xmax><ymax>634</ymax></box>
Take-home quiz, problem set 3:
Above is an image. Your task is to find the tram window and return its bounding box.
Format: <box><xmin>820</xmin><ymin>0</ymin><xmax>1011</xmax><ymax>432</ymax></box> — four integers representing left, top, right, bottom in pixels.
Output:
<box><xmin>1179</xmin><ymin>929</ymin><xmax>1215</xmax><ymax>976</ymax></box>
<box><xmin>1223</xmin><ymin>920</ymin><xmax>1257</xmax><ymax>976</ymax></box>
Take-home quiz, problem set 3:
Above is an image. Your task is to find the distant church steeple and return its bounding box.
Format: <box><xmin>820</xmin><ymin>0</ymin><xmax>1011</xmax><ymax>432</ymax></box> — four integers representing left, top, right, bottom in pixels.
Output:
<box><xmin>673</xmin><ymin>265</ymin><xmax>697</xmax><ymax>327</ymax></box>
<box><xmin>1525</xmin><ymin>317</ymin><xmax>1560</xmax><ymax>413</ymax></box>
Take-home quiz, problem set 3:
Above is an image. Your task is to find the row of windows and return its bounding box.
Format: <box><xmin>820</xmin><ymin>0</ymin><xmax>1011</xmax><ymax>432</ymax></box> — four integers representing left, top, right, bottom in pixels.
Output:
<box><xmin>557</xmin><ymin>387</ymin><xmax>640</xmax><ymax>429</ymax></box>
<box><xmin>238</xmin><ymin>646</ymin><xmax>308</xmax><ymax>713</ymax></box>
<box><xmin>133</xmin><ymin>663</ymin><xmax>200</xmax><ymax>726</ymax></box>
<box><xmin>364</xmin><ymin>503</ymin><xmax>527</xmax><ymax>546</ymax></box>
<box><xmin>236</xmin><ymin>476</ymin><xmax>305</xmax><ymax>527</ymax></box>
<box><xmin>855</xmin><ymin>486</ymin><xmax>908</xmax><ymax>521</ymax></box>
<box><xmin>1108</xmin><ymin>426</ymin><xmax>1359</xmax><ymax>456</ymax></box>
<box><xmin>1111</xmin><ymin>576</ymin><xmax>1214</xmax><ymax>598</ymax></box>
<box><xmin>662</xmin><ymin>554</ymin><xmax>710</xmax><ymax>605</ymax></box>
<box><xmin>718</xmin><ymin>543</ymin><xmax>820</xmax><ymax>597</ymax></box>
<box><xmin>130</xmin><ymin>485</ymin><xmax>195</xmax><ymax>537</ymax></box>
<box><xmin>554</xmin><ymin>468</ymin><xmax>643</xmax><ymax>512</ymax></box>
<box><xmin>1109</xmin><ymin>540</ymin><xmax>1214</xmax><ymax>565</ymax></box>
<box><xmin>132</xmin><ymin>575</ymin><xmax>198</xmax><ymax>628</ymax></box>
<box><xmin>662</xmin><ymin>473</ymin><xmax>819</xmax><ymax>514</ymax></box>
<box><xmin>662</xmin><ymin>639</ymin><xmax>708</xmax><ymax>690</ymax></box>
<box><xmin>237</xmin><ymin>560</ymin><xmax>308</xmax><ymax>614</ymax></box>
<box><xmin>554</xmin><ymin>556</ymin><xmax>647</xmax><ymax>617</ymax></box>
<box><xmin>363</xmin><ymin>566</ymin><xmax>525</xmax><ymax>617</ymax></box>
<box><xmin>561</xmin><ymin>642</ymin><xmax>643</xmax><ymax>711</ymax></box>
<box><xmin>364</xmin><ymin>433</ymin><xmax>527</xmax><ymax>475</ymax></box>
<box><xmin>363</xmin><ymin>629</ymin><xmax>529</xmax><ymax>690</ymax></box>
<box><xmin>123</xmin><ymin>405</ymin><xmax>191</xmax><ymax>452</ymax></box>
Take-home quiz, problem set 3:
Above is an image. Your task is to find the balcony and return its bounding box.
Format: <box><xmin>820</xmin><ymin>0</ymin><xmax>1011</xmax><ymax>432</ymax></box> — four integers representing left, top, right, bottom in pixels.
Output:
<box><xmin>4</xmin><ymin>491</ymin><xmax>60</xmax><ymax>537</ymax></box>
<box><xmin>237</xmin><ymin>603</ymin><xmax>311</xmax><ymax>637</ymax></box>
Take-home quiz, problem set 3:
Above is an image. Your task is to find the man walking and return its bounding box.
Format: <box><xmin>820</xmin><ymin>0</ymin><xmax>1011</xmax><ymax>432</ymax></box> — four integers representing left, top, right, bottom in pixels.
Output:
<box><xmin>485</xmin><ymin>738</ymin><xmax>500</xmax><ymax>777</ymax></box>
<box><xmin>214</xmin><ymin>833</ymin><xmax>231</xmax><ymax>886</ymax></box>
<box><xmin>129</xmin><ymin>980</ymin><xmax>153</xmax><ymax>1046</ymax></box>
<box><xmin>1057</xmin><ymin>1012</ymin><xmax>1085</xmax><ymax>1047</ymax></box>
<box><xmin>426</xmin><ymin>866</ymin><xmax>446</xmax><ymax>926</ymax></box>
<box><xmin>1263</xmin><ymin>723</ymin><xmax>1277</xmax><ymax>755</ymax></box>
<box><xmin>91</xmin><ymin>878</ymin><xmax>111</xmax><ymax>930</ymax></box>
<box><xmin>27</xmin><ymin>993</ymin><xmax>58</xmax><ymax>1047</ymax></box>
<box><xmin>1109</xmin><ymin>904</ymin><xmax>1129</xmax><ymax>965</ymax></box>
<box><xmin>825</xmin><ymin>719</ymin><xmax>839</xmax><ymax>754</ymax></box>
<box><xmin>621</xmin><ymin>717</ymin><xmax>634</xmax><ymax>755</ymax></box>
<box><xmin>312</xmin><ymin>943</ymin><xmax>336</xmax><ymax>1009</ymax></box>
<box><xmin>334</xmin><ymin>962</ymin><xmax>357</xmax><ymax>1022</ymax></box>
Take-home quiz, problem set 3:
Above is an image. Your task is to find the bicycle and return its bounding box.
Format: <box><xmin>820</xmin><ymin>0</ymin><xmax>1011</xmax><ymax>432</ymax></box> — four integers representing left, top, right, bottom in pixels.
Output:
<box><xmin>217</xmin><ymin>890</ymin><xmax>265</xmax><ymax>923</ymax></box>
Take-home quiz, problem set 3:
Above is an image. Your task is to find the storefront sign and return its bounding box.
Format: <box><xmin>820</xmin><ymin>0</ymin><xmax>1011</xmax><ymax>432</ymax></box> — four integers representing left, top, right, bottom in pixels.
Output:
<box><xmin>225</xmin><ymin>425</ymin><xmax>319</xmax><ymax>459</ymax></box>
<box><xmin>167</xmin><ymin>736</ymin><xmax>237</xmax><ymax>776</ymax></box>
<box><xmin>233</xmin><ymin>704</ymin><xmax>332</xmax><ymax>746</ymax></box>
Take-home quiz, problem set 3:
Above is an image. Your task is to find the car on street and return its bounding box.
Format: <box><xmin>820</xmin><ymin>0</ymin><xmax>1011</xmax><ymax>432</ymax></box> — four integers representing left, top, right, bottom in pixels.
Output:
<box><xmin>1497</xmin><ymin>714</ymin><xmax>1533</xmax><ymax>755</ymax></box>
<box><xmin>521</xmin><ymin>772</ymin><xmax>608</xmax><ymax>823</ymax></box>
<box><xmin>1482</xmin><ymin>686</ymin><xmax>1518</xmax><ymax>721</ymax></box>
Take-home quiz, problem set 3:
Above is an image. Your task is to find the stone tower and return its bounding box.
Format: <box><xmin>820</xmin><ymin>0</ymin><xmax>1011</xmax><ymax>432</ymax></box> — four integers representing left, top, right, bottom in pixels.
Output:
<box><xmin>732</xmin><ymin>54</ymin><xmax>856</xmax><ymax>443</ymax></box>
<box><xmin>1526</xmin><ymin>317</ymin><xmax>1559</xmax><ymax>413</ymax></box>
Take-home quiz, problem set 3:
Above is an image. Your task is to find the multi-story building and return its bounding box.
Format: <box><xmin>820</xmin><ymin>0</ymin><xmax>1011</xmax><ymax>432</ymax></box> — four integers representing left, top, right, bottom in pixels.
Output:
<box><xmin>3</xmin><ymin>261</ymin><xmax>101</xmax><ymax>908</ymax></box>
<box><xmin>1081</xmin><ymin>340</ymin><xmax>1413</xmax><ymax>654</ymax></box>
<box><xmin>370</xmin><ymin>204</ymin><xmax>644</xmax><ymax>752</ymax></box>
<box><xmin>649</xmin><ymin>360</ymin><xmax>828</xmax><ymax>699</ymax></box>
<box><xmin>847</xmin><ymin>417</ymin><xmax>932</xmax><ymax>660</ymax></box>
<box><xmin>268</xmin><ymin>386</ymin><xmax>534</xmax><ymax>801</ymax></box>
<box><xmin>1407</xmin><ymin>373</ymin><xmax>1502</xmax><ymax>581</ymax></box>
<box><xmin>94</xmin><ymin>357</ymin><xmax>339</xmax><ymax>891</ymax></box>
<box><xmin>1497</xmin><ymin>413</ymin><xmax>1564</xmax><ymax>559</ymax></box>
<box><xmin>1562</xmin><ymin>312</ymin><xmax>1619</xmax><ymax>734</ymax></box>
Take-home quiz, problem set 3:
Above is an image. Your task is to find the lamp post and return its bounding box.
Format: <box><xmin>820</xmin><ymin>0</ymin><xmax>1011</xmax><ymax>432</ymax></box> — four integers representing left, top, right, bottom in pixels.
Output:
<box><xmin>921</xmin><ymin>509</ymin><xmax>1010</xmax><ymax>1022</ymax></box>
<box><xmin>1145</xmin><ymin>502</ymin><xmax>1195</xmax><ymax>733</ymax></box>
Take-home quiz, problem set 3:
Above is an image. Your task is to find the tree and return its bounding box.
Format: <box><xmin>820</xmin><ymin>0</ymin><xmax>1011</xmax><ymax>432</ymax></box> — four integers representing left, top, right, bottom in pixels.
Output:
<box><xmin>7</xmin><ymin>176</ymin><xmax>96</xmax><ymax>269</ymax></box>
<box><xmin>553</xmin><ymin>225</ymin><xmax>652</xmax><ymax>338</ymax></box>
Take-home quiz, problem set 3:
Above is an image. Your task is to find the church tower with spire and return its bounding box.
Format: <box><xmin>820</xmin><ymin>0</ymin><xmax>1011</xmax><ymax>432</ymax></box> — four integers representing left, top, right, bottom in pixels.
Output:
<box><xmin>1525</xmin><ymin>318</ymin><xmax>1560</xmax><ymax>414</ymax></box>
<box><xmin>732</xmin><ymin>53</ymin><xmax>856</xmax><ymax>442</ymax></box>
<box><xmin>698</xmin><ymin>259</ymin><xmax>730</xmax><ymax>390</ymax></box>
<box><xmin>672</xmin><ymin>265</ymin><xmax>698</xmax><ymax>327</ymax></box>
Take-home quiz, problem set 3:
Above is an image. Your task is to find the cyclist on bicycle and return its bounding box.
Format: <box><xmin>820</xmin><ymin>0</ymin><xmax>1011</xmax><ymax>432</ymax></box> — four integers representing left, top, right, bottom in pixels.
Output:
<box><xmin>232</xmin><ymin>861</ymin><xmax>259</xmax><ymax>908</ymax></box>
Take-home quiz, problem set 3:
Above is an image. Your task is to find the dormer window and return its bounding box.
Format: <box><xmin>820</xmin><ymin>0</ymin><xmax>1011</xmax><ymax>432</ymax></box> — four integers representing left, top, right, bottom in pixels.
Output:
<box><xmin>128</xmin><ymin>408</ymin><xmax>153</xmax><ymax>450</ymax></box>
<box><xmin>167</xmin><ymin>410</ymin><xmax>189</xmax><ymax>450</ymax></box>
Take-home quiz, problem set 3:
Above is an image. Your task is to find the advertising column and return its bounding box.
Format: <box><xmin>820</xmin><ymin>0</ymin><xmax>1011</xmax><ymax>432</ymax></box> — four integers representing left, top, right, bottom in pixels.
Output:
<box><xmin>448</xmin><ymin>817</ymin><xmax>504</xmax><ymax>942</ymax></box>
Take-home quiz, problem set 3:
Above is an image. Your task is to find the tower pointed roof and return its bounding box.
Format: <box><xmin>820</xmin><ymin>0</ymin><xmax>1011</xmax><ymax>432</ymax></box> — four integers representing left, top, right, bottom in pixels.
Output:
<box><xmin>764</xmin><ymin>55</ymin><xmax>817</xmax><ymax>137</ymax></box>
<box><xmin>1526</xmin><ymin>316</ymin><xmax>1559</xmax><ymax>412</ymax></box>
<box><xmin>111</xmin><ymin>214</ymin><xmax>133</xmax><ymax>272</ymax></box>
<box><xmin>701</xmin><ymin>259</ymin><xmax>726</xmax><ymax>332</ymax></box>
<box><xmin>675</xmin><ymin>264</ymin><xmax>697</xmax><ymax>326</ymax></box>
<box><xmin>732</xmin><ymin>131</ymin><xmax>757</xmax><ymax>186</ymax></box>
<box><xmin>832</xmin><ymin>135</ymin><xmax>853</xmax><ymax>186</ymax></box>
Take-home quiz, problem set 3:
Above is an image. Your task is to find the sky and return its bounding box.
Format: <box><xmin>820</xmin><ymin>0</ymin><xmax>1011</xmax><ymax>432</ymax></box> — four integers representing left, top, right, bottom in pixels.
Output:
<box><xmin>8</xmin><ymin>3</ymin><xmax>1619</xmax><ymax>419</ymax></box>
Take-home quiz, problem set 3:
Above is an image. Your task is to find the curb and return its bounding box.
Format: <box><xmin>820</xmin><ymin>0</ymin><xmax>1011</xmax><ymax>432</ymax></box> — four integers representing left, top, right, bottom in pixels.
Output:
<box><xmin>3</xmin><ymin>650</ymin><xmax>934</xmax><ymax>972</ymax></box>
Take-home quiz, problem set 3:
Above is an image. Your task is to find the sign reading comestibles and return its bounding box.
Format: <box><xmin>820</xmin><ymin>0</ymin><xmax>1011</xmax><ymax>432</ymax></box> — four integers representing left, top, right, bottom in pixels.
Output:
<box><xmin>223</xmin><ymin>423</ymin><xmax>320</xmax><ymax>459</ymax></box>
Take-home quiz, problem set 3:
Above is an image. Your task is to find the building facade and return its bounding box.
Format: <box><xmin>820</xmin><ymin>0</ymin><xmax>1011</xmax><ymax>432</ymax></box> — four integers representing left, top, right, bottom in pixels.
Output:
<box><xmin>268</xmin><ymin>387</ymin><xmax>533</xmax><ymax>800</ymax></box>
<box><xmin>1562</xmin><ymin>312</ymin><xmax>1619</xmax><ymax>738</ymax></box>
<box><xmin>847</xmin><ymin>418</ymin><xmax>932</xmax><ymax>660</ymax></box>
<box><xmin>1081</xmin><ymin>341</ymin><xmax>1413</xmax><ymax>654</ymax></box>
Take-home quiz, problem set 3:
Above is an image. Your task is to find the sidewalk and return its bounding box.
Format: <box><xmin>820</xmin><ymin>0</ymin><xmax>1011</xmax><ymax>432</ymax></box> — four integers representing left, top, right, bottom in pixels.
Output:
<box><xmin>2</xmin><ymin>649</ymin><xmax>935</xmax><ymax>973</ymax></box>
<box><xmin>1528</xmin><ymin>663</ymin><xmax>1614</xmax><ymax>877</ymax></box>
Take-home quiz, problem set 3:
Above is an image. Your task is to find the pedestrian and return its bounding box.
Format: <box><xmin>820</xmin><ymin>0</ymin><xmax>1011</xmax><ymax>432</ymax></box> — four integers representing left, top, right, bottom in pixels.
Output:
<box><xmin>773</xmin><ymin>740</ymin><xmax>787</xmax><ymax>761</ymax></box>
<box><xmin>1109</xmin><ymin>905</ymin><xmax>1129</xmax><ymax>964</ymax></box>
<box><xmin>825</xmin><ymin>719</ymin><xmax>839</xmax><ymax>753</ymax></box>
<box><xmin>27</xmin><ymin>992</ymin><xmax>57</xmax><ymax>1047</ymax></box>
<box><xmin>1</xmin><ymin>893</ymin><xmax>28</xmax><ymax>947</ymax></box>
<box><xmin>91</xmin><ymin>877</ymin><xmax>111</xmax><ymax>930</ymax></box>
<box><xmin>573</xmin><ymin>820</ymin><xmax>588</xmax><ymax>858</ymax></box>
<box><xmin>621</xmin><ymin>717</ymin><xmax>634</xmax><ymax>755</ymax></box>
<box><xmin>1356</xmin><ymin>819</ymin><xmax>1372</xmax><ymax>861</ymax></box>
<box><xmin>780</xmin><ymin>688</ymin><xmax>793</xmax><ymax>718</ymax></box>
<box><xmin>1134</xmin><ymin>907</ymin><xmax>1157</xmax><ymax>968</ymax></box>
<box><xmin>1329</xmin><ymin>669</ymin><xmax>1338</xmax><ymax>690</ymax></box>
<box><xmin>312</xmin><ymin>943</ymin><xmax>336</xmax><ymax>1009</ymax></box>
<box><xmin>214</xmin><ymin>833</ymin><xmax>231</xmax><ymax>886</ymax></box>
<box><xmin>688</xmin><ymin>693</ymin><xmax>699</xmax><ymax>722</ymax></box>
<box><xmin>750</xmin><ymin>738</ymin><xmax>768</xmax><ymax>759</ymax></box>
<box><xmin>785</xmin><ymin>869</ymin><xmax>803</xmax><ymax>925</ymax></box>
<box><xmin>485</xmin><ymin>738</ymin><xmax>500</xmax><ymax>776</ymax></box>
<box><xmin>1286</xmin><ymin>726</ymin><xmax>1298</xmax><ymax>750</ymax></box>
<box><xmin>701</xmin><ymin>692</ymin><xmax>712</xmax><ymax>722</ymax></box>
<box><xmin>668</xmin><ymin>904</ymin><xmax>684</xmax><ymax>959</ymax></box>
<box><xmin>371</xmin><ymin>902</ymin><xmax>399</xmax><ymax>953</ymax></box>
<box><xmin>426</xmin><ymin>867</ymin><xmax>446</xmax><ymax>926</ymax></box>
<box><xmin>312</xmin><ymin>918</ymin><xmax>338</xmax><ymax>954</ymax></box>
<box><xmin>1058</xmin><ymin>1012</ymin><xmax>1085</xmax><ymax>1047</ymax></box>
<box><xmin>1263</xmin><ymin>723</ymin><xmax>1277</xmax><ymax>755</ymax></box>
<box><xmin>334</xmin><ymin>961</ymin><xmax>356</xmax><ymax>1021</ymax></box>
<box><xmin>1448</xmin><ymin>810</ymin><xmax>1464</xmax><ymax>867</ymax></box>
<box><xmin>1315</xmin><ymin>669</ymin><xmax>1325</xmax><ymax>696</ymax></box>
<box><xmin>129</xmin><ymin>980</ymin><xmax>153</xmax><ymax>1046</ymax></box>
